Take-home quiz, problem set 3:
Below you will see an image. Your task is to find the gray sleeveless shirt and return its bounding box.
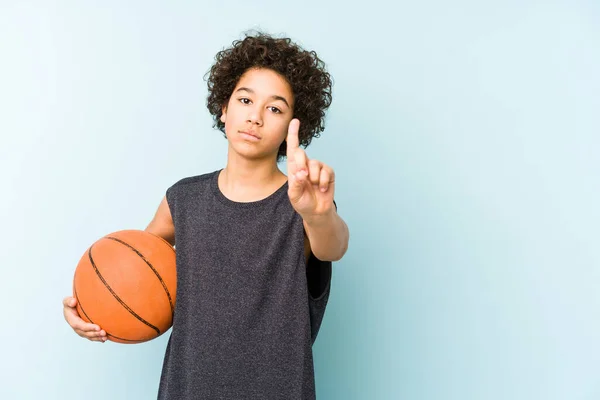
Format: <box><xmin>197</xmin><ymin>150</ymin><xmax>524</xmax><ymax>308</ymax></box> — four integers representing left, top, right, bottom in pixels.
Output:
<box><xmin>157</xmin><ymin>170</ymin><xmax>332</xmax><ymax>399</ymax></box>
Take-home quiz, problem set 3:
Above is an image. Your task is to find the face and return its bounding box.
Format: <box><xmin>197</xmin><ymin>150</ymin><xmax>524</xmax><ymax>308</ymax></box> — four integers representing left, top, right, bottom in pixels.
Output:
<box><xmin>221</xmin><ymin>68</ymin><xmax>294</xmax><ymax>161</ymax></box>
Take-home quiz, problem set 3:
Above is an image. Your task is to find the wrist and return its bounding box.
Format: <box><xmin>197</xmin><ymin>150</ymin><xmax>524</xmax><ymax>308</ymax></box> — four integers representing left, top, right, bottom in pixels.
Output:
<box><xmin>301</xmin><ymin>207</ymin><xmax>336</xmax><ymax>227</ymax></box>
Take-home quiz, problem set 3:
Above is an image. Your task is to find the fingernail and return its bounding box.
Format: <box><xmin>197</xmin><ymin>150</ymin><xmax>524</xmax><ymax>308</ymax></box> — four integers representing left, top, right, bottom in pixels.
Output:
<box><xmin>320</xmin><ymin>187</ymin><xmax>327</xmax><ymax>192</ymax></box>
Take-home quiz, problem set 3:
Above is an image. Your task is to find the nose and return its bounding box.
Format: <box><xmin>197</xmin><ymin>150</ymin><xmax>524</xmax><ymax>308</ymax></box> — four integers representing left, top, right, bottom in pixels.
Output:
<box><xmin>247</xmin><ymin>107</ymin><xmax>263</xmax><ymax>126</ymax></box>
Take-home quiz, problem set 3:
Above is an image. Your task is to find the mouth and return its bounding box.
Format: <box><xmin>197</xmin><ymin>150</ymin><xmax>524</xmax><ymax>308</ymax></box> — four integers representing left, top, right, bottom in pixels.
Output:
<box><xmin>239</xmin><ymin>130</ymin><xmax>260</xmax><ymax>140</ymax></box>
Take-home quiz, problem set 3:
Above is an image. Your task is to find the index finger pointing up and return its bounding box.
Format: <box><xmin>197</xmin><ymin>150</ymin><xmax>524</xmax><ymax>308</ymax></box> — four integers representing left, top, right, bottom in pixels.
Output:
<box><xmin>287</xmin><ymin>118</ymin><xmax>300</xmax><ymax>155</ymax></box>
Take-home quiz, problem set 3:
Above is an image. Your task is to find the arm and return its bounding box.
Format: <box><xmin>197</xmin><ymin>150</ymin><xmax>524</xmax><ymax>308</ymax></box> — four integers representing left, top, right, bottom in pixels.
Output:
<box><xmin>303</xmin><ymin>209</ymin><xmax>349</xmax><ymax>262</ymax></box>
<box><xmin>286</xmin><ymin>119</ymin><xmax>349</xmax><ymax>262</ymax></box>
<box><xmin>145</xmin><ymin>195</ymin><xmax>176</xmax><ymax>246</ymax></box>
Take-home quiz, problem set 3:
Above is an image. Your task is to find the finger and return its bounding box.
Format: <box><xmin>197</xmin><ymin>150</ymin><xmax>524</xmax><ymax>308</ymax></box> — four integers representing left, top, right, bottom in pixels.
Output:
<box><xmin>286</xmin><ymin>118</ymin><xmax>300</xmax><ymax>155</ymax></box>
<box><xmin>288</xmin><ymin>164</ymin><xmax>306</xmax><ymax>201</ymax></box>
<box><xmin>76</xmin><ymin>327</ymin><xmax>106</xmax><ymax>338</ymax></box>
<box><xmin>308</xmin><ymin>159</ymin><xmax>322</xmax><ymax>185</ymax></box>
<box><xmin>63</xmin><ymin>296</ymin><xmax>76</xmax><ymax>308</ymax></box>
<box><xmin>87</xmin><ymin>329</ymin><xmax>107</xmax><ymax>339</ymax></box>
<box><xmin>319</xmin><ymin>166</ymin><xmax>335</xmax><ymax>192</ymax></box>
<box><xmin>87</xmin><ymin>334</ymin><xmax>108</xmax><ymax>342</ymax></box>
<box><xmin>68</xmin><ymin>314</ymin><xmax>101</xmax><ymax>332</ymax></box>
<box><xmin>293</xmin><ymin>148</ymin><xmax>308</xmax><ymax>177</ymax></box>
<box><xmin>286</xmin><ymin>120</ymin><xmax>303</xmax><ymax>177</ymax></box>
<box><xmin>288</xmin><ymin>155</ymin><xmax>309</xmax><ymax>203</ymax></box>
<box><xmin>63</xmin><ymin>301</ymin><xmax>100</xmax><ymax>330</ymax></box>
<box><xmin>76</xmin><ymin>321</ymin><xmax>101</xmax><ymax>332</ymax></box>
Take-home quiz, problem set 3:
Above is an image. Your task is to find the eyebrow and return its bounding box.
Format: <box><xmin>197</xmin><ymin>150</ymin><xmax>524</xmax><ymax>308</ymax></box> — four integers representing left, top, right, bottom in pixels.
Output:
<box><xmin>235</xmin><ymin>87</ymin><xmax>290</xmax><ymax>108</ymax></box>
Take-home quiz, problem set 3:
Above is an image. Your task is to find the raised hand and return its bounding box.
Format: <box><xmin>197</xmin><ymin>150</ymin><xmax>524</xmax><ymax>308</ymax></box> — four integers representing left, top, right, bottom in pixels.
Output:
<box><xmin>286</xmin><ymin>119</ymin><xmax>335</xmax><ymax>218</ymax></box>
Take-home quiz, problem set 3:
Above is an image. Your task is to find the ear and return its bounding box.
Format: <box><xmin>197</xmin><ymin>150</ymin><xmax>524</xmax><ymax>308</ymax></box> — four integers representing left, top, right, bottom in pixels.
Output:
<box><xmin>220</xmin><ymin>104</ymin><xmax>227</xmax><ymax>123</ymax></box>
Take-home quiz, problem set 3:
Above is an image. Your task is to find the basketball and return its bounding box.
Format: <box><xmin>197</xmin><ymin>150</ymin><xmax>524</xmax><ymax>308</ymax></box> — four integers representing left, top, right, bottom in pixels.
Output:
<box><xmin>72</xmin><ymin>230</ymin><xmax>177</xmax><ymax>344</ymax></box>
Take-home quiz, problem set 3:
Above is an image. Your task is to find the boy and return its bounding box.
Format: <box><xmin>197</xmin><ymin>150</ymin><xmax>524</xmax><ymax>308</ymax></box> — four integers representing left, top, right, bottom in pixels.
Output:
<box><xmin>63</xmin><ymin>31</ymin><xmax>349</xmax><ymax>399</ymax></box>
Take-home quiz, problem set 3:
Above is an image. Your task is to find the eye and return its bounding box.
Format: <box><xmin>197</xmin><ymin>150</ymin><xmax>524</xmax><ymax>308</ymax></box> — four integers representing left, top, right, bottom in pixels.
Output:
<box><xmin>268</xmin><ymin>106</ymin><xmax>282</xmax><ymax>114</ymax></box>
<box><xmin>239</xmin><ymin>97</ymin><xmax>251</xmax><ymax>105</ymax></box>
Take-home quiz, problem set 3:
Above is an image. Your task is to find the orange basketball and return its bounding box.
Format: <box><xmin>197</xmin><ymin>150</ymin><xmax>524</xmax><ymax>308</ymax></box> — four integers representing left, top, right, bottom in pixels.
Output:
<box><xmin>73</xmin><ymin>230</ymin><xmax>176</xmax><ymax>344</ymax></box>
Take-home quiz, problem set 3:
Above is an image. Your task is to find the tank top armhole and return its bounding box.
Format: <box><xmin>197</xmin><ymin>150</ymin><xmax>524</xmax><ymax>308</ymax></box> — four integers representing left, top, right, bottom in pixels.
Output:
<box><xmin>165</xmin><ymin>186</ymin><xmax>176</xmax><ymax>219</ymax></box>
<box><xmin>164</xmin><ymin>174</ymin><xmax>212</xmax><ymax>230</ymax></box>
<box><xmin>307</xmin><ymin>254</ymin><xmax>332</xmax><ymax>344</ymax></box>
<box><xmin>306</xmin><ymin>254</ymin><xmax>332</xmax><ymax>301</ymax></box>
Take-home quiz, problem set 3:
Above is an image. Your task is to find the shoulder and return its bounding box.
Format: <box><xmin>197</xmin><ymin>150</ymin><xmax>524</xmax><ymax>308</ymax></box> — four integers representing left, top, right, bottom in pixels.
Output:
<box><xmin>170</xmin><ymin>170</ymin><xmax>218</xmax><ymax>189</ymax></box>
<box><xmin>167</xmin><ymin>170</ymin><xmax>219</xmax><ymax>195</ymax></box>
<box><xmin>165</xmin><ymin>170</ymin><xmax>220</xmax><ymax>211</ymax></box>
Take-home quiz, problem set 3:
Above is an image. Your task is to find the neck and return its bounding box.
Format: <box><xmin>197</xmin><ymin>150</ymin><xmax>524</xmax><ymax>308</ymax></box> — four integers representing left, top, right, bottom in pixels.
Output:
<box><xmin>220</xmin><ymin>145</ymin><xmax>285</xmax><ymax>190</ymax></box>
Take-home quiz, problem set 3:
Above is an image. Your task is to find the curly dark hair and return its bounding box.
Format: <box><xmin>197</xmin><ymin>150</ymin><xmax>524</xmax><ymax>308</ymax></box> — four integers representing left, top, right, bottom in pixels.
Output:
<box><xmin>205</xmin><ymin>31</ymin><xmax>333</xmax><ymax>162</ymax></box>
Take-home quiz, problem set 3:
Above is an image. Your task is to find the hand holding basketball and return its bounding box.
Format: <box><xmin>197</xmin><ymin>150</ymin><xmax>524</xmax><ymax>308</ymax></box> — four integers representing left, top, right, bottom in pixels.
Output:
<box><xmin>70</xmin><ymin>229</ymin><xmax>176</xmax><ymax>344</ymax></box>
<box><xmin>63</xmin><ymin>296</ymin><xmax>107</xmax><ymax>342</ymax></box>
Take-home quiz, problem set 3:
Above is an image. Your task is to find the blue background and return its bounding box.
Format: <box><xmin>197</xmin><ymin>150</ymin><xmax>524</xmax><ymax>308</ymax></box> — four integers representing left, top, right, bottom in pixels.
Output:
<box><xmin>1</xmin><ymin>0</ymin><xmax>598</xmax><ymax>399</ymax></box>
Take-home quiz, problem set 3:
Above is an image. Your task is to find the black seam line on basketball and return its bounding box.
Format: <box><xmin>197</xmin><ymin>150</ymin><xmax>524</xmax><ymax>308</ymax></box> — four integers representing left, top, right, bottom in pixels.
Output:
<box><xmin>104</xmin><ymin>236</ymin><xmax>175</xmax><ymax>315</ymax></box>
<box><xmin>150</xmin><ymin>233</ymin><xmax>176</xmax><ymax>254</ymax></box>
<box><xmin>88</xmin><ymin>245</ymin><xmax>160</xmax><ymax>335</ymax></box>
<box><xmin>75</xmin><ymin>286</ymin><xmax>142</xmax><ymax>342</ymax></box>
<box><xmin>105</xmin><ymin>333</ymin><xmax>146</xmax><ymax>342</ymax></box>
